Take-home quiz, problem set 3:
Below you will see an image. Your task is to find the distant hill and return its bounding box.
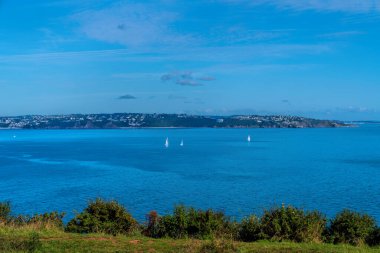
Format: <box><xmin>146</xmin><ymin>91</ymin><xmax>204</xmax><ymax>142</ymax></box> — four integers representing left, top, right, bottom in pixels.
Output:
<box><xmin>0</xmin><ymin>113</ymin><xmax>348</xmax><ymax>129</ymax></box>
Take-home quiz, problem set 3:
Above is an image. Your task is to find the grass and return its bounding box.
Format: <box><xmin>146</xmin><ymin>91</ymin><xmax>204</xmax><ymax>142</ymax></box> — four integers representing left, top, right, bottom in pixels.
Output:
<box><xmin>1</xmin><ymin>224</ymin><xmax>379</xmax><ymax>253</ymax></box>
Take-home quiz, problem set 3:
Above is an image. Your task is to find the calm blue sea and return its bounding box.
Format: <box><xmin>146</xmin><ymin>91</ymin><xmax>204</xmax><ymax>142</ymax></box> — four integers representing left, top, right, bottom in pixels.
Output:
<box><xmin>1</xmin><ymin>125</ymin><xmax>380</xmax><ymax>222</ymax></box>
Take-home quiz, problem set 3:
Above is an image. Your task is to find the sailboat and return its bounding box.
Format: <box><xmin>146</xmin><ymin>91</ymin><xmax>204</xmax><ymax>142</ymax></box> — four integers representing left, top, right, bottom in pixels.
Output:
<box><xmin>165</xmin><ymin>137</ymin><xmax>169</xmax><ymax>148</ymax></box>
<box><xmin>247</xmin><ymin>135</ymin><xmax>251</xmax><ymax>142</ymax></box>
<box><xmin>180</xmin><ymin>140</ymin><xmax>184</xmax><ymax>146</ymax></box>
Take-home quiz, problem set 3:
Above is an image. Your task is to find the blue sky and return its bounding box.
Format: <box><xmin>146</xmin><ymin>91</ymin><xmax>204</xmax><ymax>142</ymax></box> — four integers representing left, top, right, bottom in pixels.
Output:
<box><xmin>1</xmin><ymin>0</ymin><xmax>380</xmax><ymax>120</ymax></box>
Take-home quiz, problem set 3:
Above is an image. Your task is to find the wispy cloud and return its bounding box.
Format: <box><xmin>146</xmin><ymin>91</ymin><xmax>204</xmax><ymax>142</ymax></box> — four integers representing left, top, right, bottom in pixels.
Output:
<box><xmin>318</xmin><ymin>31</ymin><xmax>365</xmax><ymax>38</ymax></box>
<box><xmin>226</xmin><ymin>0</ymin><xmax>380</xmax><ymax>13</ymax></box>
<box><xmin>210</xmin><ymin>26</ymin><xmax>291</xmax><ymax>44</ymax></box>
<box><xmin>38</xmin><ymin>28</ymin><xmax>76</xmax><ymax>47</ymax></box>
<box><xmin>118</xmin><ymin>94</ymin><xmax>136</xmax><ymax>99</ymax></box>
<box><xmin>161</xmin><ymin>71</ymin><xmax>215</xmax><ymax>86</ymax></box>
<box><xmin>0</xmin><ymin>43</ymin><xmax>331</xmax><ymax>64</ymax></box>
<box><xmin>202</xmin><ymin>63</ymin><xmax>316</xmax><ymax>75</ymax></box>
<box><xmin>71</xmin><ymin>2</ymin><xmax>193</xmax><ymax>47</ymax></box>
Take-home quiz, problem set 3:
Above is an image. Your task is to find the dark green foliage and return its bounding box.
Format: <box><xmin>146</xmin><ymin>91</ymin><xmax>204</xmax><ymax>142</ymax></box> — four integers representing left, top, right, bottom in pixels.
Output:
<box><xmin>260</xmin><ymin>205</ymin><xmax>326</xmax><ymax>243</ymax></box>
<box><xmin>0</xmin><ymin>201</ymin><xmax>11</xmax><ymax>222</ymax></box>
<box><xmin>66</xmin><ymin>199</ymin><xmax>136</xmax><ymax>235</ymax></box>
<box><xmin>30</xmin><ymin>211</ymin><xmax>65</xmax><ymax>228</ymax></box>
<box><xmin>3</xmin><ymin>199</ymin><xmax>380</xmax><ymax>248</ymax></box>
<box><xmin>144</xmin><ymin>205</ymin><xmax>234</xmax><ymax>239</ymax></box>
<box><xmin>329</xmin><ymin>210</ymin><xmax>376</xmax><ymax>246</ymax></box>
<box><xmin>367</xmin><ymin>227</ymin><xmax>380</xmax><ymax>246</ymax></box>
<box><xmin>27</xmin><ymin>232</ymin><xmax>42</xmax><ymax>252</ymax></box>
<box><xmin>238</xmin><ymin>215</ymin><xmax>262</xmax><ymax>242</ymax></box>
<box><xmin>0</xmin><ymin>232</ymin><xmax>42</xmax><ymax>253</ymax></box>
<box><xmin>144</xmin><ymin>210</ymin><xmax>161</xmax><ymax>238</ymax></box>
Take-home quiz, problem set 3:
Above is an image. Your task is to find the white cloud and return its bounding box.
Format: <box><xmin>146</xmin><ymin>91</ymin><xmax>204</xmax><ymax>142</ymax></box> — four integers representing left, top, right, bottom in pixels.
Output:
<box><xmin>71</xmin><ymin>2</ymin><xmax>192</xmax><ymax>47</ymax></box>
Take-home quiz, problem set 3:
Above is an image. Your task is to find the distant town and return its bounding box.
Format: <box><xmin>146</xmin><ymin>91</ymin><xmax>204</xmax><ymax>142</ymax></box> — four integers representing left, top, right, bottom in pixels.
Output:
<box><xmin>0</xmin><ymin>113</ymin><xmax>348</xmax><ymax>129</ymax></box>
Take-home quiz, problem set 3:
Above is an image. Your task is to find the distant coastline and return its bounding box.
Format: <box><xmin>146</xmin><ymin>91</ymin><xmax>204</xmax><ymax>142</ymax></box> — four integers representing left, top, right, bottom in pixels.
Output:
<box><xmin>0</xmin><ymin>113</ymin><xmax>349</xmax><ymax>129</ymax></box>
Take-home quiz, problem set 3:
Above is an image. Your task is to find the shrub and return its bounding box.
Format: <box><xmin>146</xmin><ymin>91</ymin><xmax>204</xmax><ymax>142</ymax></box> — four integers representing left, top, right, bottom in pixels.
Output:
<box><xmin>144</xmin><ymin>210</ymin><xmax>160</xmax><ymax>238</ymax></box>
<box><xmin>160</xmin><ymin>214</ymin><xmax>182</xmax><ymax>238</ymax></box>
<box><xmin>238</xmin><ymin>215</ymin><xmax>262</xmax><ymax>242</ymax></box>
<box><xmin>185</xmin><ymin>206</ymin><xmax>234</xmax><ymax>239</ymax></box>
<box><xmin>367</xmin><ymin>227</ymin><xmax>380</xmax><ymax>247</ymax></box>
<box><xmin>66</xmin><ymin>199</ymin><xmax>136</xmax><ymax>235</ymax></box>
<box><xmin>144</xmin><ymin>205</ymin><xmax>234</xmax><ymax>239</ymax></box>
<box><xmin>301</xmin><ymin>211</ymin><xmax>328</xmax><ymax>243</ymax></box>
<box><xmin>0</xmin><ymin>201</ymin><xmax>63</xmax><ymax>230</ymax></box>
<box><xmin>29</xmin><ymin>211</ymin><xmax>65</xmax><ymax>229</ymax></box>
<box><xmin>0</xmin><ymin>201</ymin><xmax>11</xmax><ymax>222</ymax></box>
<box><xmin>260</xmin><ymin>205</ymin><xmax>326</xmax><ymax>243</ymax></box>
<box><xmin>8</xmin><ymin>212</ymin><xmax>65</xmax><ymax>230</ymax></box>
<box><xmin>329</xmin><ymin>210</ymin><xmax>376</xmax><ymax>246</ymax></box>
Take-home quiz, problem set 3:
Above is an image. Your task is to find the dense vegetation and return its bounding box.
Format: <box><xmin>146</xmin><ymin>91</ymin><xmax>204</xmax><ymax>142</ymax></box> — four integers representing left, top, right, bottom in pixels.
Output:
<box><xmin>0</xmin><ymin>113</ymin><xmax>346</xmax><ymax>129</ymax></box>
<box><xmin>65</xmin><ymin>199</ymin><xmax>136</xmax><ymax>235</ymax></box>
<box><xmin>1</xmin><ymin>199</ymin><xmax>380</xmax><ymax>252</ymax></box>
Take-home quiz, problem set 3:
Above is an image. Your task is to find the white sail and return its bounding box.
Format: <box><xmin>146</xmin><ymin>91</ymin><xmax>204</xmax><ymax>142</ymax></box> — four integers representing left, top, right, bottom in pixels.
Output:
<box><xmin>180</xmin><ymin>140</ymin><xmax>184</xmax><ymax>146</ymax></box>
<box><xmin>165</xmin><ymin>137</ymin><xmax>169</xmax><ymax>148</ymax></box>
<box><xmin>247</xmin><ymin>135</ymin><xmax>251</xmax><ymax>142</ymax></box>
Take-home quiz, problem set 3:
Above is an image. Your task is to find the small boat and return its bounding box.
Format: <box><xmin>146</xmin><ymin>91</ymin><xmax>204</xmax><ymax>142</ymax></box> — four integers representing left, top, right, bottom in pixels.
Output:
<box><xmin>247</xmin><ymin>135</ymin><xmax>251</xmax><ymax>142</ymax></box>
<box><xmin>165</xmin><ymin>137</ymin><xmax>169</xmax><ymax>148</ymax></box>
<box><xmin>180</xmin><ymin>140</ymin><xmax>184</xmax><ymax>146</ymax></box>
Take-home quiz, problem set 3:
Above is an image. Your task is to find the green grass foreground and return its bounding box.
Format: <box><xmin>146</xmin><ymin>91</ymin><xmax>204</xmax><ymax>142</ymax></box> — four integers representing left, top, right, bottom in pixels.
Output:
<box><xmin>1</xmin><ymin>226</ymin><xmax>379</xmax><ymax>253</ymax></box>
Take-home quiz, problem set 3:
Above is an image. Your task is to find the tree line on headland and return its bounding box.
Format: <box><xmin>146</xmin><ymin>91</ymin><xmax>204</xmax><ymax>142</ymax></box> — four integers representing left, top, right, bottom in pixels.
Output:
<box><xmin>0</xmin><ymin>113</ymin><xmax>347</xmax><ymax>129</ymax></box>
<box><xmin>1</xmin><ymin>199</ymin><xmax>379</xmax><ymax>249</ymax></box>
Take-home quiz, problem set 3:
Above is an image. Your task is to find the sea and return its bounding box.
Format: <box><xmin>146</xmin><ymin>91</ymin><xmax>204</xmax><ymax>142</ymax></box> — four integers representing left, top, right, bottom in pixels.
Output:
<box><xmin>1</xmin><ymin>124</ymin><xmax>380</xmax><ymax>222</ymax></box>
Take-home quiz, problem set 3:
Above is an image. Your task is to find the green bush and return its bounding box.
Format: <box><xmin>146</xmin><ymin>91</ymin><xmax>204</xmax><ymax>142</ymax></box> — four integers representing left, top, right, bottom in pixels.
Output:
<box><xmin>30</xmin><ymin>211</ymin><xmax>65</xmax><ymax>228</ymax></box>
<box><xmin>144</xmin><ymin>205</ymin><xmax>234</xmax><ymax>239</ymax></box>
<box><xmin>329</xmin><ymin>210</ymin><xmax>376</xmax><ymax>246</ymax></box>
<box><xmin>367</xmin><ymin>227</ymin><xmax>380</xmax><ymax>247</ymax></box>
<box><xmin>260</xmin><ymin>205</ymin><xmax>326</xmax><ymax>243</ymax></box>
<box><xmin>238</xmin><ymin>215</ymin><xmax>262</xmax><ymax>242</ymax></box>
<box><xmin>144</xmin><ymin>210</ymin><xmax>160</xmax><ymax>238</ymax></box>
<box><xmin>66</xmin><ymin>199</ymin><xmax>136</xmax><ymax>235</ymax></box>
<box><xmin>0</xmin><ymin>201</ymin><xmax>11</xmax><ymax>222</ymax></box>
